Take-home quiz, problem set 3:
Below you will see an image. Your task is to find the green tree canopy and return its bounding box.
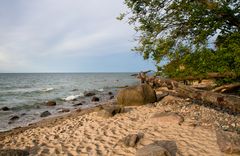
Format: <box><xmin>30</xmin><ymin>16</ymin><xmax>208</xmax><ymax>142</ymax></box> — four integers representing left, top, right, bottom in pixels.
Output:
<box><xmin>120</xmin><ymin>0</ymin><xmax>240</xmax><ymax>79</ymax></box>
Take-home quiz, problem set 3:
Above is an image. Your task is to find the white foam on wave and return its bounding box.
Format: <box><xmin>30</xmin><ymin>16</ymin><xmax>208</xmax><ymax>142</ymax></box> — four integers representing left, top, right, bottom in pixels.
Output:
<box><xmin>98</xmin><ymin>88</ymin><xmax>104</xmax><ymax>92</ymax></box>
<box><xmin>63</xmin><ymin>93</ymin><xmax>84</xmax><ymax>101</ymax></box>
<box><xmin>42</xmin><ymin>88</ymin><xmax>54</xmax><ymax>92</ymax></box>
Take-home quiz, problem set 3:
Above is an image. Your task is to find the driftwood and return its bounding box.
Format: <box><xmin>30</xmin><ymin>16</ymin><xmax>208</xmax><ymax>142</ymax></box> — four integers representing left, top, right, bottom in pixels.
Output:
<box><xmin>212</xmin><ymin>83</ymin><xmax>240</xmax><ymax>93</ymax></box>
<box><xmin>139</xmin><ymin>76</ymin><xmax>240</xmax><ymax>113</ymax></box>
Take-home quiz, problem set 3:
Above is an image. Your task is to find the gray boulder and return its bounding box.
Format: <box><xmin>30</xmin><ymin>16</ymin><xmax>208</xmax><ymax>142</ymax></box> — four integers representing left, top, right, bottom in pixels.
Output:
<box><xmin>117</xmin><ymin>84</ymin><xmax>156</xmax><ymax>106</ymax></box>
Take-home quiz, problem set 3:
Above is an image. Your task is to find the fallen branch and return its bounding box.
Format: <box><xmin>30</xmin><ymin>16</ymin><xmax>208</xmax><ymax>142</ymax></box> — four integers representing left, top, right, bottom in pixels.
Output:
<box><xmin>212</xmin><ymin>83</ymin><xmax>240</xmax><ymax>93</ymax></box>
<box><xmin>154</xmin><ymin>78</ymin><xmax>240</xmax><ymax>113</ymax></box>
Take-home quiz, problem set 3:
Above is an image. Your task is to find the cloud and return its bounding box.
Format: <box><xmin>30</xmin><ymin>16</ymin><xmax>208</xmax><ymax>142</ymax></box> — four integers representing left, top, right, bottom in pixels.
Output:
<box><xmin>0</xmin><ymin>0</ymin><xmax>155</xmax><ymax>72</ymax></box>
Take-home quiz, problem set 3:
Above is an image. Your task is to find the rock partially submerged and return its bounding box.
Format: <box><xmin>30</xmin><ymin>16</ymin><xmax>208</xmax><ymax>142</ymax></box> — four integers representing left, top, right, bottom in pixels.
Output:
<box><xmin>58</xmin><ymin>108</ymin><xmax>70</xmax><ymax>113</ymax></box>
<box><xmin>46</xmin><ymin>101</ymin><xmax>56</xmax><ymax>106</ymax></box>
<box><xmin>117</xmin><ymin>84</ymin><xmax>156</xmax><ymax>106</ymax></box>
<box><xmin>1</xmin><ymin>106</ymin><xmax>10</xmax><ymax>111</ymax></box>
<box><xmin>0</xmin><ymin>149</ymin><xmax>29</xmax><ymax>156</ymax></box>
<box><xmin>10</xmin><ymin>115</ymin><xmax>20</xmax><ymax>121</ymax></box>
<box><xmin>84</xmin><ymin>91</ymin><xmax>96</xmax><ymax>97</ymax></box>
<box><xmin>40</xmin><ymin>111</ymin><xmax>51</xmax><ymax>117</ymax></box>
<box><xmin>91</xmin><ymin>96</ymin><xmax>100</xmax><ymax>102</ymax></box>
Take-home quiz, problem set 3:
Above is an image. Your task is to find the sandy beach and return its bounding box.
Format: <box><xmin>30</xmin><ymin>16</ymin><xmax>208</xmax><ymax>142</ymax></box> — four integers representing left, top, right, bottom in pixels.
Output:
<box><xmin>0</xmin><ymin>89</ymin><xmax>239</xmax><ymax>156</ymax></box>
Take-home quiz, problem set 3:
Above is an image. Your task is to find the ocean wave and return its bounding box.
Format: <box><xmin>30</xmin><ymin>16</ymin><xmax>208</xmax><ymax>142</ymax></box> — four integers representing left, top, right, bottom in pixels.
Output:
<box><xmin>42</xmin><ymin>88</ymin><xmax>54</xmax><ymax>92</ymax></box>
<box><xmin>98</xmin><ymin>88</ymin><xmax>104</xmax><ymax>92</ymax></box>
<box><xmin>63</xmin><ymin>93</ymin><xmax>84</xmax><ymax>101</ymax></box>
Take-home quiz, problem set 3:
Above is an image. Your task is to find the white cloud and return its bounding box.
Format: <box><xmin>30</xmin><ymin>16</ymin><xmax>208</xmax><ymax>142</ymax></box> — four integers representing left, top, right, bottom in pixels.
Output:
<box><xmin>0</xmin><ymin>0</ymin><xmax>153</xmax><ymax>72</ymax></box>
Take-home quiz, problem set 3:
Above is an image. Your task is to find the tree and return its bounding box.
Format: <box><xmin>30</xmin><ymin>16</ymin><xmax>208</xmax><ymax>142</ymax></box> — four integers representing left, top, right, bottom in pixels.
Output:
<box><xmin>120</xmin><ymin>0</ymin><xmax>240</xmax><ymax>78</ymax></box>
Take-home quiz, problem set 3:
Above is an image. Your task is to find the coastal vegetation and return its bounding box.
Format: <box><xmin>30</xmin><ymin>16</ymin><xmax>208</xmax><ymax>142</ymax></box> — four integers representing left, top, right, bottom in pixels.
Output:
<box><xmin>119</xmin><ymin>0</ymin><xmax>240</xmax><ymax>83</ymax></box>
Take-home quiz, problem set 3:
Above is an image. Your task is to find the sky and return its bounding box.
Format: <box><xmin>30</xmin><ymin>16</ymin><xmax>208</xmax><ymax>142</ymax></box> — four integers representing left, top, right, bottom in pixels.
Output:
<box><xmin>0</xmin><ymin>0</ymin><xmax>155</xmax><ymax>73</ymax></box>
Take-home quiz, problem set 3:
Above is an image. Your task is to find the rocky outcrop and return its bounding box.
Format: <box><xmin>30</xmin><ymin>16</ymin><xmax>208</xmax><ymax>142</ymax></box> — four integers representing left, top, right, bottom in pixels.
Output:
<box><xmin>0</xmin><ymin>149</ymin><xmax>29</xmax><ymax>156</ymax></box>
<box><xmin>216</xmin><ymin>130</ymin><xmax>240</xmax><ymax>154</ymax></box>
<box><xmin>117</xmin><ymin>84</ymin><xmax>157</xmax><ymax>106</ymax></box>
<box><xmin>40</xmin><ymin>111</ymin><xmax>51</xmax><ymax>117</ymax></box>
<box><xmin>46</xmin><ymin>101</ymin><xmax>56</xmax><ymax>106</ymax></box>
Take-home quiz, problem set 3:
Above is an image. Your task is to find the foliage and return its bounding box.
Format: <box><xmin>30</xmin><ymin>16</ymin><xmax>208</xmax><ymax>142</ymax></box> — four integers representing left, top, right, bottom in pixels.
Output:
<box><xmin>120</xmin><ymin>0</ymin><xmax>240</xmax><ymax>79</ymax></box>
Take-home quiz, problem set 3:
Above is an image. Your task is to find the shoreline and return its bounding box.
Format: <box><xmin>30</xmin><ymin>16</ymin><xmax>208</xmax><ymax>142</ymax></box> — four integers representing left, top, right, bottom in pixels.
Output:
<box><xmin>0</xmin><ymin>100</ymin><xmax>115</xmax><ymax>138</ymax></box>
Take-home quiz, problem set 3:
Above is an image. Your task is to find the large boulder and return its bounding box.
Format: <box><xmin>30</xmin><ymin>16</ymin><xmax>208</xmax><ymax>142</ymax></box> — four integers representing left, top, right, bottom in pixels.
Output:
<box><xmin>117</xmin><ymin>84</ymin><xmax>157</xmax><ymax>106</ymax></box>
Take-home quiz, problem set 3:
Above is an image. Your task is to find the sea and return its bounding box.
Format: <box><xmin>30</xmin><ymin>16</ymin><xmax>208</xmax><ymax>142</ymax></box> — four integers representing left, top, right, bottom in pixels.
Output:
<box><xmin>0</xmin><ymin>73</ymin><xmax>138</xmax><ymax>132</ymax></box>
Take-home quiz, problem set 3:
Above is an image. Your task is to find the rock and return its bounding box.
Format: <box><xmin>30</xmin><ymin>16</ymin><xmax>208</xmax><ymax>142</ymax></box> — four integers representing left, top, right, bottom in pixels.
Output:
<box><xmin>110</xmin><ymin>95</ymin><xmax>114</xmax><ymax>99</ymax></box>
<box><xmin>216</xmin><ymin>130</ymin><xmax>240</xmax><ymax>154</ymax></box>
<box><xmin>46</xmin><ymin>100</ymin><xmax>56</xmax><ymax>106</ymax></box>
<box><xmin>58</xmin><ymin>108</ymin><xmax>70</xmax><ymax>113</ymax></box>
<box><xmin>122</xmin><ymin>133</ymin><xmax>144</xmax><ymax>147</ymax></box>
<box><xmin>157</xmin><ymin>93</ymin><xmax>169</xmax><ymax>101</ymax></box>
<box><xmin>149</xmin><ymin>112</ymin><xmax>184</xmax><ymax>125</ymax></box>
<box><xmin>40</xmin><ymin>111</ymin><xmax>51</xmax><ymax>117</ymax></box>
<box><xmin>84</xmin><ymin>91</ymin><xmax>96</xmax><ymax>97</ymax></box>
<box><xmin>1</xmin><ymin>106</ymin><xmax>10</xmax><ymax>111</ymax></box>
<box><xmin>91</xmin><ymin>96</ymin><xmax>100</xmax><ymax>102</ymax></box>
<box><xmin>117</xmin><ymin>84</ymin><xmax>156</xmax><ymax>106</ymax></box>
<box><xmin>73</xmin><ymin>103</ymin><xmax>83</xmax><ymax>106</ymax></box>
<box><xmin>0</xmin><ymin>149</ymin><xmax>29</xmax><ymax>156</ymax></box>
<box><xmin>136</xmin><ymin>143</ymin><xmax>171</xmax><ymax>156</ymax></box>
<box><xmin>98</xmin><ymin>105</ymin><xmax>124</xmax><ymax>118</ymax></box>
<box><xmin>10</xmin><ymin>115</ymin><xmax>19</xmax><ymax>121</ymax></box>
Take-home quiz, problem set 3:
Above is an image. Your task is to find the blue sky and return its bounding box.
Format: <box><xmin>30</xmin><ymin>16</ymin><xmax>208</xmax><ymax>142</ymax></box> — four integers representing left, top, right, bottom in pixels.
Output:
<box><xmin>0</xmin><ymin>0</ymin><xmax>155</xmax><ymax>72</ymax></box>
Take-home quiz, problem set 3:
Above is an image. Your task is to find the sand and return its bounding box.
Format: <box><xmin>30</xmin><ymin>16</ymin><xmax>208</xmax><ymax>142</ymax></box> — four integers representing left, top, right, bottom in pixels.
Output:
<box><xmin>0</xmin><ymin>99</ymin><xmax>238</xmax><ymax>156</ymax></box>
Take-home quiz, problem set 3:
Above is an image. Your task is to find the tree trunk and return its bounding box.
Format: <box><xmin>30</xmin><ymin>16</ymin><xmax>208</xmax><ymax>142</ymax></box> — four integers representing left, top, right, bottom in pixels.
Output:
<box><xmin>155</xmin><ymin>78</ymin><xmax>240</xmax><ymax>113</ymax></box>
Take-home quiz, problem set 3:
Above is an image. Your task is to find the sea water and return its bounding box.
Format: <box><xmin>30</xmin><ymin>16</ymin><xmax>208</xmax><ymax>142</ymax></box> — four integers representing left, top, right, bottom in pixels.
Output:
<box><xmin>0</xmin><ymin>73</ymin><xmax>138</xmax><ymax>131</ymax></box>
